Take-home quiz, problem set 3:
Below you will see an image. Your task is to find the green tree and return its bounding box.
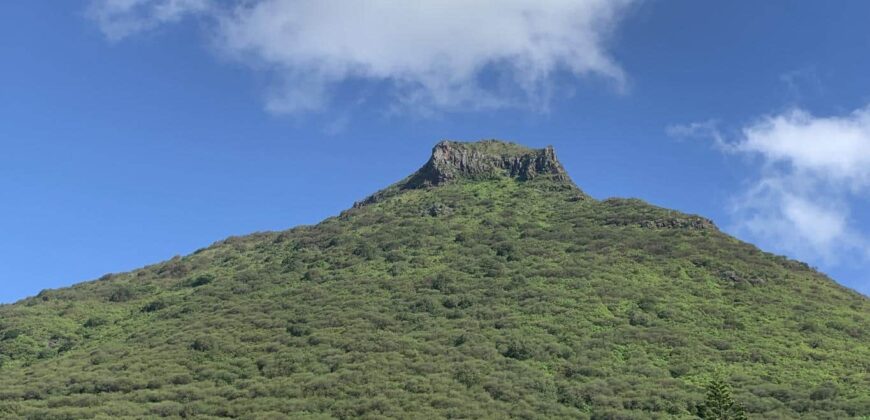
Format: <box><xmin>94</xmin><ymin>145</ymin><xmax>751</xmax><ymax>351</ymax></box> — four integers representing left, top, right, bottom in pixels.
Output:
<box><xmin>698</xmin><ymin>379</ymin><xmax>747</xmax><ymax>420</ymax></box>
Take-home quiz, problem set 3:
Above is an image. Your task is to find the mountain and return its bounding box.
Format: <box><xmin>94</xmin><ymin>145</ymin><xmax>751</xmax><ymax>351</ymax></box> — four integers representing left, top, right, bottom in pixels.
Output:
<box><xmin>1</xmin><ymin>140</ymin><xmax>867</xmax><ymax>419</ymax></box>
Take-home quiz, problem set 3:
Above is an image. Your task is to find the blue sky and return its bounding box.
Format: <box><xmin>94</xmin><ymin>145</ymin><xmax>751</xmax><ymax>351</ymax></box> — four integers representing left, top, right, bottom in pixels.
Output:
<box><xmin>2</xmin><ymin>0</ymin><xmax>869</xmax><ymax>302</ymax></box>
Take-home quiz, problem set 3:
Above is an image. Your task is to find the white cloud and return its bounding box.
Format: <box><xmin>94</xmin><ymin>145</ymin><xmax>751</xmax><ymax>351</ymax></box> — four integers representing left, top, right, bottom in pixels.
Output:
<box><xmin>738</xmin><ymin>108</ymin><xmax>870</xmax><ymax>186</ymax></box>
<box><xmin>675</xmin><ymin>106</ymin><xmax>870</xmax><ymax>264</ymax></box>
<box><xmin>88</xmin><ymin>0</ymin><xmax>637</xmax><ymax>113</ymax></box>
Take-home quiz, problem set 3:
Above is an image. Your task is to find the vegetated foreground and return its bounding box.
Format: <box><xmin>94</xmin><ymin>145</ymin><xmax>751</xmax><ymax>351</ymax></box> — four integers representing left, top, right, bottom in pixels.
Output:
<box><xmin>1</xmin><ymin>140</ymin><xmax>868</xmax><ymax>419</ymax></box>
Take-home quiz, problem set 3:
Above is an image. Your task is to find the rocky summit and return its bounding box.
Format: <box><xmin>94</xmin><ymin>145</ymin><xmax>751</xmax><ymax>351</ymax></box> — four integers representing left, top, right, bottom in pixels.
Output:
<box><xmin>0</xmin><ymin>140</ymin><xmax>868</xmax><ymax>419</ymax></box>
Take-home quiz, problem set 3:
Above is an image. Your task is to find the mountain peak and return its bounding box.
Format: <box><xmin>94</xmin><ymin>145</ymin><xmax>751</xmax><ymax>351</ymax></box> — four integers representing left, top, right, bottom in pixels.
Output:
<box><xmin>3</xmin><ymin>138</ymin><xmax>868</xmax><ymax>419</ymax></box>
<box><xmin>355</xmin><ymin>139</ymin><xmax>575</xmax><ymax>207</ymax></box>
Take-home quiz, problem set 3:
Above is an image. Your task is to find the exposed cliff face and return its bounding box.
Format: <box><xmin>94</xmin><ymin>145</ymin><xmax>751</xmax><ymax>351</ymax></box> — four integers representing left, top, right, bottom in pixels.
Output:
<box><xmin>355</xmin><ymin>140</ymin><xmax>575</xmax><ymax>207</ymax></box>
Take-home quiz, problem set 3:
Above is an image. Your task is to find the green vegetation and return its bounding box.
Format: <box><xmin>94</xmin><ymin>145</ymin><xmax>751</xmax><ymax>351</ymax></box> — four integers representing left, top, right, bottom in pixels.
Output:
<box><xmin>0</xmin><ymin>141</ymin><xmax>868</xmax><ymax>419</ymax></box>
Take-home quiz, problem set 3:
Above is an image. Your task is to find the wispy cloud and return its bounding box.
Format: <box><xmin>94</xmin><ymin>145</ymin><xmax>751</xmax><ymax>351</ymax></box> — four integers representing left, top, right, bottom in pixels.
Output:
<box><xmin>88</xmin><ymin>0</ymin><xmax>211</xmax><ymax>41</ymax></box>
<box><xmin>88</xmin><ymin>0</ymin><xmax>638</xmax><ymax>114</ymax></box>
<box><xmin>666</xmin><ymin>119</ymin><xmax>727</xmax><ymax>150</ymax></box>
<box><xmin>779</xmin><ymin>67</ymin><xmax>824</xmax><ymax>102</ymax></box>
<box><xmin>671</xmin><ymin>106</ymin><xmax>870</xmax><ymax>265</ymax></box>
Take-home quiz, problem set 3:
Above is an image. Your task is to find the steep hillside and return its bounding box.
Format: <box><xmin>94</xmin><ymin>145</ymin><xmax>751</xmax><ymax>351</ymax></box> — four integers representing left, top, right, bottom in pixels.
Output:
<box><xmin>1</xmin><ymin>140</ymin><xmax>868</xmax><ymax>419</ymax></box>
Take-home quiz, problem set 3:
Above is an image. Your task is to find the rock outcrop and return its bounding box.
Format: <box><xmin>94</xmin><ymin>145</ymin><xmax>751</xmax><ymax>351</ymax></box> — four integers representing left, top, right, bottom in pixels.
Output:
<box><xmin>355</xmin><ymin>140</ymin><xmax>574</xmax><ymax>207</ymax></box>
<box><xmin>405</xmin><ymin>140</ymin><xmax>570</xmax><ymax>187</ymax></box>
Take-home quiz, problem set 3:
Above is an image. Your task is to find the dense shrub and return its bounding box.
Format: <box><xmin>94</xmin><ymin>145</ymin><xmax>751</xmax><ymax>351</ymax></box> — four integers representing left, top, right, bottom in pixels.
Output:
<box><xmin>108</xmin><ymin>285</ymin><xmax>134</xmax><ymax>302</ymax></box>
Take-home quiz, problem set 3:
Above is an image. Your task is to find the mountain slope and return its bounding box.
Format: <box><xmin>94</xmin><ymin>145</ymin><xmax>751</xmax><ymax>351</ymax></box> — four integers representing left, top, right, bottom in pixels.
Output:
<box><xmin>1</xmin><ymin>140</ymin><xmax>868</xmax><ymax>419</ymax></box>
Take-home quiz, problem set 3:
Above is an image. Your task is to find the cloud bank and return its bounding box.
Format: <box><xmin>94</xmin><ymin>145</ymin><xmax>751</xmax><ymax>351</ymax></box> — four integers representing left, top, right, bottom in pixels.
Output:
<box><xmin>89</xmin><ymin>0</ymin><xmax>636</xmax><ymax>114</ymax></box>
<box><xmin>673</xmin><ymin>106</ymin><xmax>870</xmax><ymax>265</ymax></box>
